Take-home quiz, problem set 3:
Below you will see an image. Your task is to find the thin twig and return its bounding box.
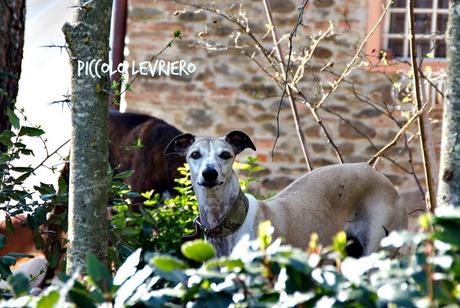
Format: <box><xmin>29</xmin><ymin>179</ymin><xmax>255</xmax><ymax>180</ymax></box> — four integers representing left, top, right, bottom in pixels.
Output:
<box><xmin>368</xmin><ymin>102</ymin><xmax>429</xmax><ymax>165</ymax></box>
<box><xmin>176</xmin><ymin>0</ymin><xmax>281</xmax><ymax>75</ymax></box>
<box><xmin>272</xmin><ymin>0</ymin><xmax>309</xmax><ymax>159</ymax></box>
<box><xmin>292</xmin><ymin>86</ymin><xmax>344</xmax><ymax>163</ymax></box>
<box><xmin>262</xmin><ymin>0</ymin><xmax>312</xmax><ymax>171</ymax></box>
<box><xmin>408</xmin><ymin>0</ymin><xmax>437</xmax><ymax>212</ymax></box>
<box><xmin>314</xmin><ymin>0</ymin><xmax>393</xmax><ymax>110</ymax></box>
<box><xmin>31</xmin><ymin>139</ymin><xmax>71</xmax><ymax>174</ymax></box>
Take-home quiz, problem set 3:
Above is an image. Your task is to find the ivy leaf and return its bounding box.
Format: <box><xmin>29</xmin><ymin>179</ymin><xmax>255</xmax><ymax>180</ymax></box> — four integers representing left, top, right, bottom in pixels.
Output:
<box><xmin>86</xmin><ymin>254</ymin><xmax>113</xmax><ymax>293</ymax></box>
<box><xmin>37</xmin><ymin>290</ymin><xmax>60</xmax><ymax>308</ymax></box>
<box><xmin>8</xmin><ymin>273</ymin><xmax>31</xmax><ymax>297</ymax></box>
<box><xmin>181</xmin><ymin>240</ymin><xmax>215</xmax><ymax>262</ymax></box>
<box><xmin>114</xmin><ymin>170</ymin><xmax>135</xmax><ymax>180</ymax></box>
<box><xmin>173</xmin><ymin>30</ymin><xmax>182</xmax><ymax>39</ymax></box>
<box><xmin>151</xmin><ymin>255</ymin><xmax>187</xmax><ymax>272</ymax></box>
<box><xmin>7</xmin><ymin>108</ymin><xmax>20</xmax><ymax>129</ymax></box>
<box><xmin>113</xmin><ymin>249</ymin><xmax>142</xmax><ymax>286</ymax></box>
<box><xmin>0</xmin><ymin>130</ymin><xmax>15</xmax><ymax>146</ymax></box>
<box><xmin>18</xmin><ymin>126</ymin><xmax>45</xmax><ymax>137</ymax></box>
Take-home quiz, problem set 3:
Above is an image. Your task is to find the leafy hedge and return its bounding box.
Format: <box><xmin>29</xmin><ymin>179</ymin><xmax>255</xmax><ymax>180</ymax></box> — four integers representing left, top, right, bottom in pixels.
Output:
<box><xmin>2</xmin><ymin>208</ymin><xmax>459</xmax><ymax>307</ymax></box>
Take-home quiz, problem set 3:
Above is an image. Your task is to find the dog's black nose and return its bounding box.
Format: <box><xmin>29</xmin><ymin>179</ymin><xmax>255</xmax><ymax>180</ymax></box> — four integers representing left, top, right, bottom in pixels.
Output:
<box><xmin>202</xmin><ymin>168</ymin><xmax>218</xmax><ymax>182</ymax></box>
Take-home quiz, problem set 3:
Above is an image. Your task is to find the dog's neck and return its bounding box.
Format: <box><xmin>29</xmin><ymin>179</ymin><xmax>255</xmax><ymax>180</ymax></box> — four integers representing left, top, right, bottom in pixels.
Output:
<box><xmin>193</xmin><ymin>171</ymin><xmax>244</xmax><ymax>256</ymax></box>
<box><xmin>193</xmin><ymin>171</ymin><xmax>241</xmax><ymax>229</ymax></box>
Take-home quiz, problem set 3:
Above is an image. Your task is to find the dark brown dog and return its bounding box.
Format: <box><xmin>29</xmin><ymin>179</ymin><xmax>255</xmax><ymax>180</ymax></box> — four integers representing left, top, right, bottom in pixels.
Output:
<box><xmin>108</xmin><ymin>109</ymin><xmax>185</xmax><ymax>195</ymax></box>
<box><xmin>60</xmin><ymin>110</ymin><xmax>185</xmax><ymax>195</ymax></box>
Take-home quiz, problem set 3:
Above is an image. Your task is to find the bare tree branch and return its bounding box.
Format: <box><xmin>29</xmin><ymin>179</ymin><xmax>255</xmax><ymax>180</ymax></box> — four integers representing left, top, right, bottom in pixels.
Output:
<box><xmin>314</xmin><ymin>0</ymin><xmax>393</xmax><ymax>110</ymax></box>
<box><xmin>262</xmin><ymin>0</ymin><xmax>313</xmax><ymax>171</ymax></box>
<box><xmin>408</xmin><ymin>0</ymin><xmax>437</xmax><ymax>212</ymax></box>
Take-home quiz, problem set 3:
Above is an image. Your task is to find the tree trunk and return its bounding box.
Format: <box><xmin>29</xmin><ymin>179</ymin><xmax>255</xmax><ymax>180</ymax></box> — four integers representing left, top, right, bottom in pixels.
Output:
<box><xmin>438</xmin><ymin>0</ymin><xmax>460</xmax><ymax>207</ymax></box>
<box><xmin>0</xmin><ymin>0</ymin><xmax>26</xmax><ymax>133</ymax></box>
<box><xmin>63</xmin><ymin>0</ymin><xmax>113</xmax><ymax>273</ymax></box>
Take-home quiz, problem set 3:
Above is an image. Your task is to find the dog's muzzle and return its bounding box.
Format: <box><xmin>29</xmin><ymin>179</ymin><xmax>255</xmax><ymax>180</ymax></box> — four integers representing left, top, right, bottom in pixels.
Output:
<box><xmin>198</xmin><ymin>181</ymin><xmax>224</xmax><ymax>188</ymax></box>
<box><xmin>199</xmin><ymin>167</ymin><xmax>222</xmax><ymax>188</ymax></box>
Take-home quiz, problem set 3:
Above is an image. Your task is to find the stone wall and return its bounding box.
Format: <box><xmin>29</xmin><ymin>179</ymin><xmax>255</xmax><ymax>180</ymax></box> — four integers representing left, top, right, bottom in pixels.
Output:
<box><xmin>124</xmin><ymin>0</ymin><xmax>444</xmax><ymax>213</ymax></box>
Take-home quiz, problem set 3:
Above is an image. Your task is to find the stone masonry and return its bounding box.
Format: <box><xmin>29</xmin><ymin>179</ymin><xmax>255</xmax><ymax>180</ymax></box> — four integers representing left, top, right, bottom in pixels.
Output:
<box><xmin>123</xmin><ymin>0</ymin><xmax>445</xmax><ymax>216</ymax></box>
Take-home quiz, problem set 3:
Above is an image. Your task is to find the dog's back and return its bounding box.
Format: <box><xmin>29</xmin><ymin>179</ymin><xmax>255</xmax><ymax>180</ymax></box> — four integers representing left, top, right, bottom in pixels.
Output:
<box><xmin>257</xmin><ymin>163</ymin><xmax>408</xmax><ymax>255</ymax></box>
<box><xmin>108</xmin><ymin>109</ymin><xmax>185</xmax><ymax>195</ymax></box>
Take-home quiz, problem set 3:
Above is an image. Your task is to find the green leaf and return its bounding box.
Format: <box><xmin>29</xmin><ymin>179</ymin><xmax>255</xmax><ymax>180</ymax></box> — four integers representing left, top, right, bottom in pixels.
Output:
<box><xmin>1</xmin><ymin>255</ymin><xmax>18</xmax><ymax>266</ymax></box>
<box><xmin>139</xmin><ymin>206</ymin><xmax>155</xmax><ymax>225</ymax></box>
<box><xmin>0</xmin><ymin>234</ymin><xmax>5</xmax><ymax>250</ymax></box>
<box><xmin>174</xmin><ymin>30</ymin><xmax>182</xmax><ymax>39</ymax></box>
<box><xmin>8</xmin><ymin>273</ymin><xmax>31</xmax><ymax>297</ymax></box>
<box><xmin>181</xmin><ymin>240</ymin><xmax>216</xmax><ymax>262</ymax></box>
<box><xmin>332</xmin><ymin>231</ymin><xmax>347</xmax><ymax>258</ymax></box>
<box><xmin>204</xmin><ymin>258</ymin><xmax>244</xmax><ymax>270</ymax></box>
<box><xmin>258</xmin><ymin>220</ymin><xmax>274</xmax><ymax>250</ymax></box>
<box><xmin>151</xmin><ymin>255</ymin><xmax>187</xmax><ymax>272</ymax></box>
<box><xmin>86</xmin><ymin>254</ymin><xmax>113</xmax><ymax>293</ymax></box>
<box><xmin>0</xmin><ymin>129</ymin><xmax>15</xmax><ymax>146</ymax></box>
<box><xmin>5</xmin><ymin>252</ymin><xmax>34</xmax><ymax>258</ymax></box>
<box><xmin>0</xmin><ymin>262</ymin><xmax>13</xmax><ymax>280</ymax></box>
<box><xmin>11</xmin><ymin>166</ymin><xmax>34</xmax><ymax>173</ymax></box>
<box><xmin>7</xmin><ymin>108</ymin><xmax>20</xmax><ymax>129</ymax></box>
<box><xmin>68</xmin><ymin>288</ymin><xmax>97</xmax><ymax>308</ymax></box>
<box><xmin>18</xmin><ymin>126</ymin><xmax>45</xmax><ymax>137</ymax></box>
<box><xmin>113</xmin><ymin>249</ymin><xmax>142</xmax><ymax>286</ymax></box>
<box><xmin>37</xmin><ymin>290</ymin><xmax>60</xmax><ymax>308</ymax></box>
<box><xmin>114</xmin><ymin>170</ymin><xmax>135</xmax><ymax>179</ymax></box>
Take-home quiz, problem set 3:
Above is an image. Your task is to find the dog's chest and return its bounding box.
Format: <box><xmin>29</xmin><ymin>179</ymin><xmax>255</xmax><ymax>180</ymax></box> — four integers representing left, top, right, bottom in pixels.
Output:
<box><xmin>209</xmin><ymin>195</ymin><xmax>258</xmax><ymax>256</ymax></box>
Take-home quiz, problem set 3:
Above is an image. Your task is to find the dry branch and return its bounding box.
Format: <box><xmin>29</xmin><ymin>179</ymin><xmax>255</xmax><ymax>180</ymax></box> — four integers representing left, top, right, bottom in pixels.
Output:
<box><xmin>314</xmin><ymin>0</ymin><xmax>393</xmax><ymax>110</ymax></box>
<box><xmin>408</xmin><ymin>0</ymin><xmax>437</xmax><ymax>212</ymax></box>
<box><xmin>261</xmin><ymin>0</ymin><xmax>313</xmax><ymax>171</ymax></box>
<box><xmin>368</xmin><ymin>102</ymin><xmax>428</xmax><ymax>166</ymax></box>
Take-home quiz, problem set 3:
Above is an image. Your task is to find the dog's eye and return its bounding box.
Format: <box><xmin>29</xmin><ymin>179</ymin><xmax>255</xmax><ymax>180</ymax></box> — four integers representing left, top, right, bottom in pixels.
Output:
<box><xmin>219</xmin><ymin>151</ymin><xmax>232</xmax><ymax>160</ymax></box>
<box><xmin>190</xmin><ymin>151</ymin><xmax>201</xmax><ymax>159</ymax></box>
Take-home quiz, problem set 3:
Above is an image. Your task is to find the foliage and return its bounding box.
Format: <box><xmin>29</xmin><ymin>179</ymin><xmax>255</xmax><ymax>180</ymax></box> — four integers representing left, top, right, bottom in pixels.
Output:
<box><xmin>233</xmin><ymin>155</ymin><xmax>266</xmax><ymax>193</ymax></box>
<box><xmin>109</xmin><ymin>156</ymin><xmax>265</xmax><ymax>263</ymax></box>
<box><xmin>2</xmin><ymin>208</ymin><xmax>460</xmax><ymax>307</ymax></box>
<box><xmin>110</xmin><ymin>164</ymin><xmax>199</xmax><ymax>261</ymax></box>
<box><xmin>0</xmin><ymin>108</ymin><xmax>67</xmax><ymax>282</ymax></box>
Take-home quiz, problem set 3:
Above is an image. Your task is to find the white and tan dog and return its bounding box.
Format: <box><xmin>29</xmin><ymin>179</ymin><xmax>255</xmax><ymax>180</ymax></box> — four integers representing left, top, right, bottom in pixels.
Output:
<box><xmin>165</xmin><ymin>131</ymin><xmax>408</xmax><ymax>257</ymax></box>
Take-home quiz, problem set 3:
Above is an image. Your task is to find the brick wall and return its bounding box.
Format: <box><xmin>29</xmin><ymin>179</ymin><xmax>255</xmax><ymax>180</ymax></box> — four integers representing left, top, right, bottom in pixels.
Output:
<box><xmin>124</xmin><ymin>0</ymin><xmax>444</xmax><ymax>213</ymax></box>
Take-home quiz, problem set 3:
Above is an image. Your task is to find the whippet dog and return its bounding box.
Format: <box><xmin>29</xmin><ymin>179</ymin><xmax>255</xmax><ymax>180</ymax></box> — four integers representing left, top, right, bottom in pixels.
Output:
<box><xmin>165</xmin><ymin>131</ymin><xmax>408</xmax><ymax>257</ymax></box>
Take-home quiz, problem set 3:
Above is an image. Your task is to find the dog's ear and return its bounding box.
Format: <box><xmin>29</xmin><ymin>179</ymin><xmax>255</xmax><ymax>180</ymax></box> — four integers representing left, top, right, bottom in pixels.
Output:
<box><xmin>165</xmin><ymin>133</ymin><xmax>195</xmax><ymax>156</ymax></box>
<box><xmin>224</xmin><ymin>130</ymin><xmax>256</xmax><ymax>155</ymax></box>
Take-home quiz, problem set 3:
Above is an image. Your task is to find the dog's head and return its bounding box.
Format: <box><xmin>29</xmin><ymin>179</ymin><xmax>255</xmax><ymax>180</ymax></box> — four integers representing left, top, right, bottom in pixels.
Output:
<box><xmin>165</xmin><ymin>131</ymin><xmax>256</xmax><ymax>189</ymax></box>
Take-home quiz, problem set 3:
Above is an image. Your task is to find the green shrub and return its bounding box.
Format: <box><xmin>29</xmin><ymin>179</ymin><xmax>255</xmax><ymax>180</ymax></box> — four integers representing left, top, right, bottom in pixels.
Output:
<box><xmin>110</xmin><ymin>164</ymin><xmax>199</xmax><ymax>261</ymax></box>
<box><xmin>0</xmin><ymin>108</ymin><xmax>67</xmax><ymax>284</ymax></box>
<box><xmin>109</xmin><ymin>156</ymin><xmax>266</xmax><ymax>263</ymax></box>
<box><xmin>3</xmin><ymin>208</ymin><xmax>460</xmax><ymax>307</ymax></box>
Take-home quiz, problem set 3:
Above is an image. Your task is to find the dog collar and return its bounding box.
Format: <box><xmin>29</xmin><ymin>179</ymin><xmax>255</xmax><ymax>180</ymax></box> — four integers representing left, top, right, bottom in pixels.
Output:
<box><xmin>186</xmin><ymin>189</ymin><xmax>249</xmax><ymax>239</ymax></box>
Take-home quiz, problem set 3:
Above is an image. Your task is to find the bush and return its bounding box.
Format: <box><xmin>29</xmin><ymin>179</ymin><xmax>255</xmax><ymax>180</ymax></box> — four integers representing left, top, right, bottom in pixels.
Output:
<box><xmin>2</xmin><ymin>207</ymin><xmax>460</xmax><ymax>307</ymax></box>
<box><xmin>0</xmin><ymin>108</ymin><xmax>67</xmax><ymax>283</ymax></box>
<box><xmin>109</xmin><ymin>155</ymin><xmax>266</xmax><ymax>263</ymax></box>
<box><xmin>110</xmin><ymin>164</ymin><xmax>199</xmax><ymax>261</ymax></box>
